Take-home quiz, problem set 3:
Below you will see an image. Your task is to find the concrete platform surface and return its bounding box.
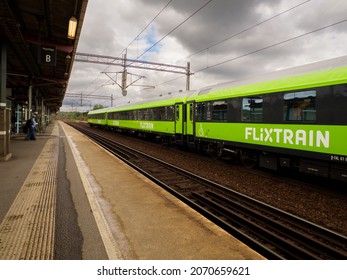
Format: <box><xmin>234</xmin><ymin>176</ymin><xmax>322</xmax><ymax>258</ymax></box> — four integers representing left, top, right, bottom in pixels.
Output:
<box><xmin>60</xmin><ymin>122</ymin><xmax>265</xmax><ymax>260</ymax></box>
<box><xmin>0</xmin><ymin>121</ymin><xmax>265</xmax><ymax>260</ymax></box>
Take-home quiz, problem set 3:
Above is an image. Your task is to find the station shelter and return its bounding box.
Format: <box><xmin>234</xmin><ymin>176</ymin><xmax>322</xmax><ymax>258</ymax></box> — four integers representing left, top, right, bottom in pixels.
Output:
<box><xmin>0</xmin><ymin>0</ymin><xmax>88</xmax><ymax>160</ymax></box>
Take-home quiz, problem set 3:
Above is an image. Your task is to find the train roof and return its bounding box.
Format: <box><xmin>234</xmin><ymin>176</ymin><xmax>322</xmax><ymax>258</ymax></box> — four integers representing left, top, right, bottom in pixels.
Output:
<box><xmin>103</xmin><ymin>91</ymin><xmax>195</xmax><ymax>113</ymax></box>
<box><xmin>88</xmin><ymin>91</ymin><xmax>196</xmax><ymax>115</ymax></box>
<box><xmin>87</xmin><ymin>107</ymin><xmax>109</xmax><ymax>115</ymax></box>
<box><xmin>189</xmin><ymin>55</ymin><xmax>347</xmax><ymax>102</ymax></box>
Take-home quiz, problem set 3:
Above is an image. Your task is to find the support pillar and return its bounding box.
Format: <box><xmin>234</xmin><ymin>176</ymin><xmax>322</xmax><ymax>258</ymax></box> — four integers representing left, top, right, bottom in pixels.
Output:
<box><xmin>186</xmin><ymin>62</ymin><xmax>191</xmax><ymax>91</ymax></box>
<box><xmin>28</xmin><ymin>85</ymin><xmax>32</xmax><ymax>119</ymax></box>
<box><xmin>40</xmin><ymin>98</ymin><xmax>45</xmax><ymax>132</ymax></box>
<box><xmin>0</xmin><ymin>40</ymin><xmax>11</xmax><ymax>160</ymax></box>
<box><xmin>16</xmin><ymin>104</ymin><xmax>20</xmax><ymax>133</ymax></box>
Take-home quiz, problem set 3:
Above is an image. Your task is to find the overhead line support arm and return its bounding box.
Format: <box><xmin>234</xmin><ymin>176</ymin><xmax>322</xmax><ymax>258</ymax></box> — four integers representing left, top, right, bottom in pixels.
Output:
<box><xmin>75</xmin><ymin>52</ymin><xmax>193</xmax><ymax>91</ymax></box>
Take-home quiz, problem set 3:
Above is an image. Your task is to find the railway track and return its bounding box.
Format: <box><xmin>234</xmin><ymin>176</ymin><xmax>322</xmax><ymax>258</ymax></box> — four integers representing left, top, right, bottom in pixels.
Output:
<box><xmin>67</xmin><ymin>122</ymin><xmax>347</xmax><ymax>260</ymax></box>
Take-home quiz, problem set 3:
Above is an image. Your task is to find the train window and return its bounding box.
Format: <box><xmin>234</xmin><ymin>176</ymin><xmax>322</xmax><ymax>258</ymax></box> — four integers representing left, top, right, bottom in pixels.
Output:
<box><xmin>120</xmin><ymin>111</ymin><xmax>128</xmax><ymax>120</ymax></box>
<box><xmin>151</xmin><ymin>108</ymin><xmax>161</xmax><ymax>120</ymax></box>
<box><xmin>152</xmin><ymin>108</ymin><xmax>157</xmax><ymax>120</ymax></box>
<box><xmin>148</xmin><ymin>109</ymin><xmax>154</xmax><ymax>120</ymax></box>
<box><xmin>330</xmin><ymin>84</ymin><xmax>347</xmax><ymax>124</ymax></box>
<box><xmin>283</xmin><ymin>90</ymin><xmax>316</xmax><ymax>122</ymax></box>
<box><xmin>138</xmin><ymin>109</ymin><xmax>149</xmax><ymax>120</ymax></box>
<box><xmin>211</xmin><ymin>100</ymin><xmax>227</xmax><ymax>121</ymax></box>
<box><xmin>206</xmin><ymin>103</ymin><xmax>212</xmax><ymax>121</ymax></box>
<box><xmin>159</xmin><ymin>107</ymin><xmax>166</xmax><ymax>121</ymax></box>
<box><xmin>175</xmin><ymin>105</ymin><xmax>180</xmax><ymax>121</ymax></box>
<box><xmin>130</xmin><ymin>110</ymin><xmax>137</xmax><ymax>120</ymax></box>
<box><xmin>165</xmin><ymin>106</ymin><xmax>174</xmax><ymax>121</ymax></box>
<box><xmin>242</xmin><ymin>97</ymin><xmax>263</xmax><ymax>122</ymax></box>
<box><xmin>144</xmin><ymin>109</ymin><xmax>150</xmax><ymax>120</ymax></box>
<box><xmin>95</xmin><ymin>113</ymin><xmax>104</xmax><ymax>119</ymax></box>
<box><xmin>189</xmin><ymin>103</ymin><xmax>193</xmax><ymax>121</ymax></box>
<box><xmin>152</xmin><ymin>107</ymin><xmax>160</xmax><ymax>120</ymax></box>
<box><xmin>134</xmin><ymin>110</ymin><xmax>138</xmax><ymax>120</ymax></box>
<box><xmin>138</xmin><ymin>110</ymin><xmax>143</xmax><ymax>120</ymax></box>
<box><xmin>196</xmin><ymin>102</ymin><xmax>207</xmax><ymax>121</ymax></box>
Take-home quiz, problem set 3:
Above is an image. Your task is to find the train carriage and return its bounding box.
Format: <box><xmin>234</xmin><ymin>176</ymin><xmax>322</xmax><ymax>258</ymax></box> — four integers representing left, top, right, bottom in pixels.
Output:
<box><xmin>87</xmin><ymin>55</ymin><xmax>347</xmax><ymax>181</ymax></box>
<box><xmin>187</xmin><ymin>56</ymin><xmax>347</xmax><ymax>180</ymax></box>
<box><xmin>104</xmin><ymin>94</ymin><xmax>191</xmax><ymax>144</ymax></box>
<box><xmin>87</xmin><ymin>108</ymin><xmax>108</xmax><ymax>126</ymax></box>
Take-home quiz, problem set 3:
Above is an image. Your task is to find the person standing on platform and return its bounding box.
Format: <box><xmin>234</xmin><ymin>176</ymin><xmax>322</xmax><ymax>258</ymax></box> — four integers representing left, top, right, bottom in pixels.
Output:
<box><xmin>26</xmin><ymin>115</ymin><xmax>37</xmax><ymax>141</ymax></box>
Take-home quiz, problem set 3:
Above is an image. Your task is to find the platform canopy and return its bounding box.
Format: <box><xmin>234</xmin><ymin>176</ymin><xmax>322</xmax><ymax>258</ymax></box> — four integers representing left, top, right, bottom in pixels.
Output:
<box><xmin>0</xmin><ymin>0</ymin><xmax>88</xmax><ymax>112</ymax></box>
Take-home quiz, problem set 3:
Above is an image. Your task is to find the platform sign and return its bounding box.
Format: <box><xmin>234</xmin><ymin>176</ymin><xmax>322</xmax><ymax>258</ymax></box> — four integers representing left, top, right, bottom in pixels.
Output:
<box><xmin>39</xmin><ymin>46</ymin><xmax>57</xmax><ymax>66</ymax></box>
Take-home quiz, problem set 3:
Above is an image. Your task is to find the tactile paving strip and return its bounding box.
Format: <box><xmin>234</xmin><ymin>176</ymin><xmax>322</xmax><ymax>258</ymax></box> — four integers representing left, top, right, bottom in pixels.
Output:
<box><xmin>0</xmin><ymin>125</ymin><xmax>59</xmax><ymax>259</ymax></box>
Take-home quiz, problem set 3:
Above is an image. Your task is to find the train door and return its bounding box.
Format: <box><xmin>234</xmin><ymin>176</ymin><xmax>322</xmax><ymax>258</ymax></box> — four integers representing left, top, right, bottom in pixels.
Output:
<box><xmin>105</xmin><ymin>112</ymin><xmax>108</xmax><ymax>127</ymax></box>
<box><xmin>186</xmin><ymin>101</ymin><xmax>195</xmax><ymax>143</ymax></box>
<box><xmin>174</xmin><ymin>102</ymin><xmax>184</xmax><ymax>143</ymax></box>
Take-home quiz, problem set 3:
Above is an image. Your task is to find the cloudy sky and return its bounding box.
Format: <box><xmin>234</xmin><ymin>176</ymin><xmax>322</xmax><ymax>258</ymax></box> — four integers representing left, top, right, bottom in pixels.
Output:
<box><xmin>62</xmin><ymin>0</ymin><xmax>347</xmax><ymax>111</ymax></box>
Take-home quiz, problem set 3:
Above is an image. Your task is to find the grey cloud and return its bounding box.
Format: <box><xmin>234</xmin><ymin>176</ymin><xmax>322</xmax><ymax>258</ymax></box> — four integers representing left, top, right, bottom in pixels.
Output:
<box><xmin>65</xmin><ymin>0</ymin><xmax>347</xmax><ymax>111</ymax></box>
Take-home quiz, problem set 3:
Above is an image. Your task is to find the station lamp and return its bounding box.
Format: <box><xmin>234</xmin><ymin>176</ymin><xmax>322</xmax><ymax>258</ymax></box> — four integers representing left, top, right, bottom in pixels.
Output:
<box><xmin>67</xmin><ymin>16</ymin><xmax>78</xmax><ymax>39</ymax></box>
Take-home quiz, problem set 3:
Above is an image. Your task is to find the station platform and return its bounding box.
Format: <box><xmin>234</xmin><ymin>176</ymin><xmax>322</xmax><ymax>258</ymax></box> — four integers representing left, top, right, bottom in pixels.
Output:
<box><xmin>0</xmin><ymin>120</ymin><xmax>265</xmax><ymax>260</ymax></box>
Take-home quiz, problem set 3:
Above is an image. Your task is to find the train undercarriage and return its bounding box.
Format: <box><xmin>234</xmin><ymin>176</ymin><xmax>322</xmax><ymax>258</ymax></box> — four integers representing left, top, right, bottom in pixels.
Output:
<box><xmin>90</xmin><ymin>123</ymin><xmax>347</xmax><ymax>183</ymax></box>
<box><xmin>186</xmin><ymin>138</ymin><xmax>347</xmax><ymax>183</ymax></box>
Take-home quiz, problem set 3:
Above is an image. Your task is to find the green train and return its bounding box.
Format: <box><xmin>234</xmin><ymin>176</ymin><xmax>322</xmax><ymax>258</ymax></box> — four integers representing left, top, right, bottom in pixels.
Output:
<box><xmin>88</xmin><ymin>56</ymin><xmax>347</xmax><ymax>182</ymax></box>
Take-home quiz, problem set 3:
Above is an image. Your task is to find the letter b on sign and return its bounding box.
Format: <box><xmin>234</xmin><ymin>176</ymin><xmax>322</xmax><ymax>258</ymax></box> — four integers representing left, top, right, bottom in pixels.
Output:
<box><xmin>39</xmin><ymin>46</ymin><xmax>57</xmax><ymax>66</ymax></box>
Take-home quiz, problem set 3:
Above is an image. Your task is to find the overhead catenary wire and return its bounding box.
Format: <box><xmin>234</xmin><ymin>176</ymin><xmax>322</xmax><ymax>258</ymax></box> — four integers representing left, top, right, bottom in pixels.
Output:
<box><xmin>77</xmin><ymin>0</ymin><xmax>213</xmax><ymax>100</ymax></box>
<box><xmin>176</xmin><ymin>0</ymin><xmax>311</xmax><ymax>62</ymax></box>
<box><xmin>73</xmin><ymin>0</ymin><xmax>174</xmax><ymax>101</ymax></box>
<box><xmin>195</xmin><ymin>18</ymin><xmax>347</xmax><ymax>73</ymax></box>
<box><xmin>119</xmin><ymin>0</ymin><xmax>174</xmax><ymax>58</ymax></box>
<box><xmin>153</xmin><ymin>0</ymin><xmax>311</xmax><ymax>86</ymax></box>
<box><xmin>136</xmin><ymin>0</ymin><xmax>214</xmax><ymax>60</ymax></box>
<box><xmin>156</xmin><ymin>18</ymin><xmax>347</xmax><ymax>87</ymax></box>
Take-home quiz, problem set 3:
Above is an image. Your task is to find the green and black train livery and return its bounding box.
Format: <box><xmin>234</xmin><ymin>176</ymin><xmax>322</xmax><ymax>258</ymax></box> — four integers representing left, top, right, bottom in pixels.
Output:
<box><xmin>88</xmin><ymin>56</ymin><xmax>347</xmax><ymax>181</ymax></box>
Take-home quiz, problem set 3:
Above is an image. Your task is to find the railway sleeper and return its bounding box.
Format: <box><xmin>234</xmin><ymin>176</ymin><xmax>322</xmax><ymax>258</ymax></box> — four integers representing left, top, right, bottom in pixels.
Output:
<box><xmin>191</xmin><ymin>191</ymin><xmax>320</xmax><ymax>259</ymax></box>
<box><xmin>203</xmin><ymin>190</ymin><xmax>347</xmax><ymax>259</ymax></box>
